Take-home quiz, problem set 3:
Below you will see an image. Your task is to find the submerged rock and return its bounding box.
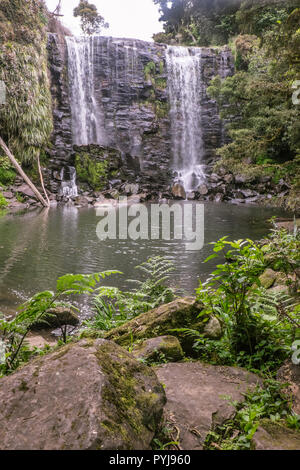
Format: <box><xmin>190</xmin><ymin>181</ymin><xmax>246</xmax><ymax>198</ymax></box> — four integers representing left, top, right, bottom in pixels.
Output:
<box><xmin>156</xmin><ymin>362</ymin><xmax>260</xmax><ymax>450</ymax></box>
<box><xmin>0</xmin><ymin>339</ymin><xmax>165</xmax><ymax>450</ymax></box>
<box><xmin>132</xmin><ymin>336</ymin><xmax>184</xmax><ymax>362</ymax></box>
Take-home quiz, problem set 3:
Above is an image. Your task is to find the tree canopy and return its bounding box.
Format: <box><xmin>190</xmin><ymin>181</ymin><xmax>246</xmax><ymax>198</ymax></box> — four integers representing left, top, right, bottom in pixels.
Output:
<box><xmin>73</xmin><ymin>0</ymin><xmax>109</xmax><ymax>36</ymax></box>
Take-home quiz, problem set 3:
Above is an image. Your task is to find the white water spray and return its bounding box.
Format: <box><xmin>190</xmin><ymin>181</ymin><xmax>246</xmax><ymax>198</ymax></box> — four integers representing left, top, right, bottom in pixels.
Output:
<box><xmin>166</xmin><ymin>46</ymin><xmax>206</xmax><ymax>192</ymax></box>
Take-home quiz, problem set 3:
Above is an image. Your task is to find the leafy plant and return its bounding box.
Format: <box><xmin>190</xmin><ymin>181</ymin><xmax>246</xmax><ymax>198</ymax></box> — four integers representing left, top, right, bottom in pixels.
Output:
<box><xmin>204</xmin><ymin>379</ymin><xmax>297</xmax><ymax>450</ymax></box>
<box><xmin>84</xmin><ymin>256</ymin><xmax>177</xmax><ymax>332</ymax></box>
<box><xmin>0</xmin><ymin>271</ymin><xmax>119</xmax><ymax>375</ymax></box>
<box><xmin>190</xmin><ymin>233</ymin><xmax>299</xmax><ymax>372</ymax></box>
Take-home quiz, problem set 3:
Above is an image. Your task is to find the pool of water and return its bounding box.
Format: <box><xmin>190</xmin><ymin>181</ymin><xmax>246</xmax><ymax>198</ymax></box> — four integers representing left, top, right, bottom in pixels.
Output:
<box><xmin>0</xmin><ymin>202</ymin><xmax>290</xmax><ymax>318</ymax></box>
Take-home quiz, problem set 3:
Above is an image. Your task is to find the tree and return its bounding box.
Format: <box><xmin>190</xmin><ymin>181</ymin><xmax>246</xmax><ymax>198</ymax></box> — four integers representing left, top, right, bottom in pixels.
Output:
<box><xmin>73</xmin><ymin>1</ymin><xmax>109</xmax><ymax>36</ymax></box>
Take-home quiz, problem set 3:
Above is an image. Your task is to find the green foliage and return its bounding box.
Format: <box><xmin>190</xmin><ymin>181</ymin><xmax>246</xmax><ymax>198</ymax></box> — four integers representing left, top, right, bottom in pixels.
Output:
<box><xmin>0</xmin><ymin>270</ymin><xmax>119</xmax><ymax>376</ymax></box>
<box><xmin>192</xmin><ymin>231</ymin><xmax>299</xmax><ymax>373</ymax></box>
<box><xmin>75</xmin><ymin>153</ymin><xmax>109</xmax><ymax>190</ymax></box>
<box><xmin>153</xmin><ymin>0</ymin><xmax>298</xmax><ymax>46</ymax></box>
<box><xmin>0</xmin><ymin>192</ymin><xmax>8</xmax><ymax>208</ymax></box>
<box><xmin>0</xmin><ymin>156</ymin><xmax>15</xmax><ymax>186</ymax></box>
<box><xmin>207</xmin><ymin>7</ymin><xmax>300</xmax><ymax>209</ymax></box>
<box><xmin>83</xmin><ymin>256</ymin><xmax>177</xmax><ymax>332</ymax></box>
<box><xmin>205</xmin><ymin>379</ymin><xmax>299</xmax><ymax>450</ymax></box>
<box><xmin>73</xmin><ymin>0</ymin><xmax>109</xmax><ymax>36</ymax></box>
<box><xmin>0</xmin><ymin>0</ymin><xmax>53</xmax><ymax>165</ymax></box>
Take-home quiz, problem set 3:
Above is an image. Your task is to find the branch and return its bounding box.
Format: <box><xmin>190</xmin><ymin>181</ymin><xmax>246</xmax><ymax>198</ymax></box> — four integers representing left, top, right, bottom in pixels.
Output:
<box><xmin>0</xmin><ymin>136</ymin><xmax>50</xmax><ymax>208</ymax></box>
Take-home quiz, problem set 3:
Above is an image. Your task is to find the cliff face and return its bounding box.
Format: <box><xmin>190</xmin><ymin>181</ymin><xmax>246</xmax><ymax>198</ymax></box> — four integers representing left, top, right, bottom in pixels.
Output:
<box><xmin>47</xmin><ymin>35</ymin><xmax>234</xmax><ymax>194</ymax></box>
<box><xmin>46</xmin><ymin>33</ymin><xmax>73</xmax><ymax>194</ymax></box>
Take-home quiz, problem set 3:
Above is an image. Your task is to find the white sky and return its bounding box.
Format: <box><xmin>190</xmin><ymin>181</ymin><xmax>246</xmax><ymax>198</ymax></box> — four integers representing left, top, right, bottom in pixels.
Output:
<box><xmin>45</xmin><ymin>0</ymin><xmax>163</xmax><ymax>41</ymax></box>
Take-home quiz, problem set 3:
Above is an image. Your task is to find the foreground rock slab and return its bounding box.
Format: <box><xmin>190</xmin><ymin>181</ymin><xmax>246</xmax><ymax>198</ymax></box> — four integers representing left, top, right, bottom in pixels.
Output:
<box><xmin>0</xmin><ymin>339</ymin><xmax>165</xmax><ymax>450</ymax></box>
<box><xmin>253</xmin><ymin>419</ymin><xmax>300</xmax><ymax>450</ymax></box>
<box><xmin>156</xmin><ymin>362</ymin><xmax>260</xmax><ymax>450</ymax></box>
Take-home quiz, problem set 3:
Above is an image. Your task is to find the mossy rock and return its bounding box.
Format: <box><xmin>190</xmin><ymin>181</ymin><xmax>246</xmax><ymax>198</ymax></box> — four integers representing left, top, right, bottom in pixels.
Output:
<box><xmin>132</xmin><ymin>335</ymin><xmax>184</xmax><ymax>363</ymax></box>
<box><xmin>74</xmin><ymin>145</ymin><xmax>122</xmax><ymax>191</ymax></box>
<box><xmin>253</xmin><ymin>419</ymin><xmax>300</xmax><ymax>450</ymax></box>
<box><xmin>259</xmin><ymin>268</ymin><xmax>278</xmax><ymax>289</ymax></box>
<box><xmin>0</xmin><ymin>339</ymin><xmax>166</xmax><ymax>450</ymax></box>
<box><xmin>105</xmin><ymin>297</ymin><xmax>210</xmax><ymax>354</ymax></box>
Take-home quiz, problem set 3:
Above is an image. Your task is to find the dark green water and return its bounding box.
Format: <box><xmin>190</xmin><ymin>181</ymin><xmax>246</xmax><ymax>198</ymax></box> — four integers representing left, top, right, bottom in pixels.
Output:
<box><xmin>0</xmin><ymin>202</ymin><xmax>289</xmax><ymax>317</ymax></box>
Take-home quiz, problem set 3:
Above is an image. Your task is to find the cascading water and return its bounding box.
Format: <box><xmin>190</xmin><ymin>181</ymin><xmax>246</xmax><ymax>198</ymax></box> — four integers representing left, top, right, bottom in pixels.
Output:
<box><xmin>166</xmin><ymin>46</ymin><xmax>206</xmax><ymax>193</ymax></box>
<box><xmin>66</xmin><ymin>36</ymin><xmax>107</xmax><ymax>146</ymax></box>
<box><xmin>60</xmin><ymin>166</ymin><xmax>78</xmax><ymax>198</ymax></box>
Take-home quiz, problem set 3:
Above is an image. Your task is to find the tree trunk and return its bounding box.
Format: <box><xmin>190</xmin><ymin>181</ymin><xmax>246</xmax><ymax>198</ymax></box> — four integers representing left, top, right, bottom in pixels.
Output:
<box><xmin>0</xmin><ymin>136</ymin><xmax>50</xmax><ymax>208</ymax></box>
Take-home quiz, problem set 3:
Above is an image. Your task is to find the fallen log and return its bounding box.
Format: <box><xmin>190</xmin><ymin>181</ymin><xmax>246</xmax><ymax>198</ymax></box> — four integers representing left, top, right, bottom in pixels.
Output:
<box><xmin>0</xmin><ymin>136</ymin><xmax>50</xmax><ymax>208</ymax></box>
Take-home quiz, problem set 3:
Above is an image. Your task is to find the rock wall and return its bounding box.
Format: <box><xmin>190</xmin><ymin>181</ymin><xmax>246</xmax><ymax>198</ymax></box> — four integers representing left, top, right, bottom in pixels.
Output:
<box><xmin>46</xmin><ymin>33</ymin><xmax>73</xmax><ymax>194</ymax></box>
<box><xmin>47</xmin><ymin>35</ymin><xmax>234</xmax><ymax>195</ymax></box>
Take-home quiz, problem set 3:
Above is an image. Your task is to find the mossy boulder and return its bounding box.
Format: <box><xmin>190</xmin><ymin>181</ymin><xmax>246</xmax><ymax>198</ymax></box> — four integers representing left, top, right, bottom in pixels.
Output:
<box><xmin>105</xmin><ymin>297</ymin><xmax>220</xmax><ymax>354</ymax></box>
<box><xmin>253</xmin><ymin>419</ymin><xmax>300</xmax><ymax>450</ymax></box>
<box><xmin>259</xmin><ymin>268</ymin><xmax>278</xmax><ymax>289</ymax></box>
<box><xmin>0</xmin><ymin>339</ymin><xmax>166</xmax><ymax>450</ymax></box>
<box><xmin>132</xmin><ymin>336</ymin><xmax>184</xmax><ymax>362</ymax></box>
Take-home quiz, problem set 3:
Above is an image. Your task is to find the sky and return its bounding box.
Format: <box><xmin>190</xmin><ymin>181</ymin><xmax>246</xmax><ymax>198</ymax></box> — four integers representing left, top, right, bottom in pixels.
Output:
<box><xmin>45</xmin><ymin>0</ymin><xmax>163</xmax><ymax>41</ymax></box>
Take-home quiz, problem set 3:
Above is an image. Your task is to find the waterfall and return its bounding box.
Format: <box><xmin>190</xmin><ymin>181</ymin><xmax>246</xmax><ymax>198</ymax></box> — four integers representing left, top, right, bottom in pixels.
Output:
<box><xmin>60</xmin><ymin>166</ymin><xmax>78</xmax><ymax>198</ymax></box>
<box><xmin>166</xmin><ymin>46</ymin><xmax>206</xmax><ymax>192</ymax></box>
<box><xmin>66</xmin><ymin>36</ymin><xmax>107</xmax><ymax>146</ymax></box>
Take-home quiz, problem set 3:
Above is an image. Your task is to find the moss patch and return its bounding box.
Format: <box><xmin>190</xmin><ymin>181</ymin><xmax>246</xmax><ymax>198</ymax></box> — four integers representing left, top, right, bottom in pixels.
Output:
<box><xmin>74</xmin><ymin>145</ymin><xmax>122</xmax><ymax>191</ymax></box>
<box><xmin>0</xmin><ymin>0</ymin><xmax>53</xmax><ymax>165</ymax></box>
<box><xmin>95</xmin><ymin>341</ymin><xmax>164</xmax><ymax>449</ymax></box>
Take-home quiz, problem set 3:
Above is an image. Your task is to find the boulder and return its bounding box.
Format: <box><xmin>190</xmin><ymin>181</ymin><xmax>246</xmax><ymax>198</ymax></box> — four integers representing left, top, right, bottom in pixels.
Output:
<box><xmin>156</xmin><ymin>362</ymin><xmax>260</xmax><ymax>450</ymax></box>
<box><xmin>203</xmin><ymin>316</ymin><xmax>223</xmax><ymax>340</ymax></box>
<box><xmin>124</xmin><ymin>184</ymin><xmax>139</xmax><ymax>196</ymax></box>
<box><xmin>277</xmin><ymin>361</ymin><xmax>300</xmax><ymax>415</ymax></box>
<box><xmin>172</xmin><ymin>183</ymin><xmax>186</xmax><ymax>200</ymax></box>
<box><xmin>0</xmin><ymin>339</ymin><xmax>165</xmax><ymax>450</ymax></box>
<box><xmin>105</xmin><ymin>297</ymin><xmax>209</xmax><ymax>352</ymax></box>
<box><xmin>198</xmin><ymin>184</ymin><xmax>209</xmax><ymax>196</ymax></box>
<box><xmin>223</xmin><ymin>174</ymin><xmax>234</xmax><ymax>185</ymax></box>
<box><xmin>253</xmin><ymin>420</ymin><xmax>300</xmax><ymax>450</ymax></box>
<box><xmin>132</xmin><ymin>336</ymin><xmax>184</xmax><ymax>362</ymax></box>
<box><xmin>30</xmin><ymin>306</ymin><xmax>80</xmax><ymax>331</ymax></box>
<box><xmin>214</xmin><ymin>193</ymin><xmax>224</xmax><ymax>203</ymax></box>
<box><xmin>14</xmin><ymin>184</ymin><xmax>36</xmax><ymax>199</ymax></box>
<box><xmin>259</xmin><ymin>269</ymin><xmax>277</xmax><ymax>289</ymax></box>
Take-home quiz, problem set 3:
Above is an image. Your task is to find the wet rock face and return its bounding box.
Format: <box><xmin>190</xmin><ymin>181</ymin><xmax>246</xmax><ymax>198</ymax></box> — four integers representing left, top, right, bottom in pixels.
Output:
<box><xmin>46</xmin><ymin>33</ymin><xmax>73</xmax><ymax>194</ymax></box>
<box><xmin>0</xmin><ymin>339</ymin><xmax>166</xmax><ymax>450</ymax></box>
<box><xmin>47</xmin><ymin>36</ymin><xmax>234</xmax><ymax>194</ymax></box>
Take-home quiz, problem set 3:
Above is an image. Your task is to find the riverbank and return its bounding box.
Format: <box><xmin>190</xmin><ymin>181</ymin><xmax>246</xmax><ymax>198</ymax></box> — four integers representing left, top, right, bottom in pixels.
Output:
<box><xmin>0</xmin><ymin>222</ymin><xmax>299</xmax><ymax>450</ymax></box>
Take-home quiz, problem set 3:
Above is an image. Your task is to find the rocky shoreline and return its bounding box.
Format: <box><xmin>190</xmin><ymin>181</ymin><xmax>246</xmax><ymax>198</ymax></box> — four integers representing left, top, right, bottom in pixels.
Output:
<box><xmin>1</xmin><ymin>169</ymin><xmax>298</xmax><ymax>216</ymax></box>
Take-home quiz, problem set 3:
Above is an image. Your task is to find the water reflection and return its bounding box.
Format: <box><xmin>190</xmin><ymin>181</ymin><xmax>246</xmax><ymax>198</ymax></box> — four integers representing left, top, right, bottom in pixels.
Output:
<box><xmin>0</xmin><ymin>202</ymin><xmax>289</xmax><ymax>316</ymax></box>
